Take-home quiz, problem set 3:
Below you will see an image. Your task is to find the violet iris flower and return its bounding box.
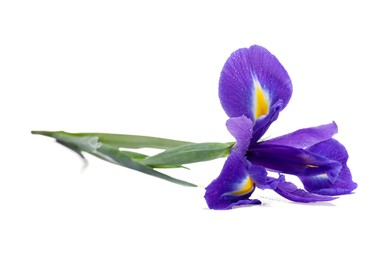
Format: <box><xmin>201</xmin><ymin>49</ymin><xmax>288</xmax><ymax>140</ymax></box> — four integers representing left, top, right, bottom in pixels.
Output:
<box><xmin>204</xmin><ymin>45</ymin><xmax>357</xmax><ymax>210</ymax></box>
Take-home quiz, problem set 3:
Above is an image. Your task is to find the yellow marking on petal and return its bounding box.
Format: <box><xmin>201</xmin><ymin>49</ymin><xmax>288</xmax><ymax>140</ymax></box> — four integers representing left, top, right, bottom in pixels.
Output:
<box><xmin>316</xmin><ymin>173</ymin><xmax>328</xmax><ymax>180</ymax></box>
<box><xmin>307</xmin><ymin>164</ymin><xmax>319</xmax><ymax>168</ymax></box>
<box><xmin>230</xmin><ymin>177</ymin><xmax>255</xmax><ymax>196</ymax></box>
<box><xmin>254</xmin><ymin>85</ymin><xmax>269</xmax><ymax>119</ymax></box>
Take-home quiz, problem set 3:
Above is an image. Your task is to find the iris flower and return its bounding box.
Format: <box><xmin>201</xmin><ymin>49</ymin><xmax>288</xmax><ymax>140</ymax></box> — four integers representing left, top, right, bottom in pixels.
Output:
<box><xmin>204</xmin><ymin>45</ymin><xmax>357</xmax><ymax>210</ymax></box>
<box><xmin>32</xmin><ymin>44</ymin><xmax>357</xmax><ymax>210</ymax></box>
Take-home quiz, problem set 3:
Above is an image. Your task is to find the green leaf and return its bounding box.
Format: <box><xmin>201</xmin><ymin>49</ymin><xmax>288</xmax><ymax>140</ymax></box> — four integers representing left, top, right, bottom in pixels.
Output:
<box><xmin>120</xmin><ymin>150</ymin><xmax>149</xmax><ymax>160</ymax></box>
<box><xmin>120</xmin><ymin>150</ymin><xmax>186</xmax><ymax>169</ymax></box>
<box><xmin>56</xmin><ymin>139</ymin><xmax>85</xmax><ymax>159</ymax></box>
<box><xmin>32</xmin><ymin>131</ymin><xmax>192</xmax><ymax>149</ymax></box>
<box><xmin>141</xmin><ymin>142</ymin><xmax>233</xmax><ymax>167</ymax></box>
<box><xmin>32</xmin><ymin>130</ymin><xmax>197</xmax><ymax>187</ymax></box>
<box><xmin>72</xmin><ymin>132</ymin><xmax>192</xmax><ymax>149</ymax></box>
<box><xmin>95</xmin><ymin>144</ymin><xmax>197</xmax><ymax>187</ymax></box>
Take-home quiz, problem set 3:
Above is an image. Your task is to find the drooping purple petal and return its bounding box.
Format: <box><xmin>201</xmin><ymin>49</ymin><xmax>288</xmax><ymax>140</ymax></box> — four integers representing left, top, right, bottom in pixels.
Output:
<box><xmin>226</xmin><ymin>115</ymin><xmax>253</xmax><ymax>156</ymax></box>
<box><xmin>300</xmin><ymin>139</ymin><xmax>357</xmax><ymax>195</ymax></box>
<box><xmin>204</xmin><ymin>153</ymin><xmax>260</xmax><ymax>210</ymax></box>
<box><xmin>263</xmin><ymin>122</ymin><xmax>338</xmax><ymax>148</ymax></box>
<box><xmin>219</xmin><ymin>45</ymin><xmax>292</xmax><ymax>123</ymax></box>
<box><xmin>247</xmin><ymin>143</ymin><xmax>342</xmax><ymax>182</ymax></box>
<box><xmin>272</xmin><ymin>176</ymin><xmax>337</xmax><ymax>202</ymax></box>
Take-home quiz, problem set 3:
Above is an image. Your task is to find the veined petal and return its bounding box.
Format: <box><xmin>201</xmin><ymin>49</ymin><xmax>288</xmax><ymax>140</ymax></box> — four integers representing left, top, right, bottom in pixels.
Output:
<box><xmin>219</xmin><ymin>45</ymin><xmax>292</xmax><ymax>122</ymax></box>
<box><xmin>301</xmin><ymin>139</ymin><xmax>357</xmax><ymax>195</ymax></box>
<box><xmin>204</xmin><ymin>153</ymin><xmax>260</xmax><ymax>210</ymax></box>
<box><xmin>226</xmin><ymin>115</ymin><xmax>253</xmax><ymax>156</ymax></box>
<box><xmin>263</xmin><ymin>122</ymin><xmax>338</xmax><ymax>148</ymax></box>
<box><xmin>272</xmin><ymin>177</ymin><xmax>337</xmax><ymax>202</ymax></box>
<box><xmin>247</xmin><ymin>143</ymin><xmax>342</xmax><ymax>182</ymax></box>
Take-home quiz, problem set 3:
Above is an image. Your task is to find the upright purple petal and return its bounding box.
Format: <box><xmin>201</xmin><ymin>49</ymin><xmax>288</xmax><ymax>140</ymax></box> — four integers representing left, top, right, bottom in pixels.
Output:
<box><xmin>263</xmin><ymin>122</ymin><xmax>338</xmax><ymax>148</ymax></box>
<box><xmin>219</xmin><ymin>47</ymin><xmax>254</xmax><ymax>120</ymax></box>
<box><xmin>226</xmin><ymin>115</ymin><xmax>253</xmax><ymax>156</ymax></box>
<box><xmin>248</xmin><ymin>45</ymin><xmax>292</xmax><ymax>112</ymax></box>
<box><xmin>247</xmin><ymin>143</ymin><xmax>342</xmax><ymax>182</ymax></box>
<box><xmin>204</xmin><ymin>153</ymin><xmax>261</xmax><ymax>210</ymax></box>
<box><xmin>301</xmin><ymin>139</ymin><xmax>357</xmax><ymax>195</ymax></box>
<box><xmin>219</xmin><ymin>45</ymin><xmax>292</xmax><ymax>123</ymax></box>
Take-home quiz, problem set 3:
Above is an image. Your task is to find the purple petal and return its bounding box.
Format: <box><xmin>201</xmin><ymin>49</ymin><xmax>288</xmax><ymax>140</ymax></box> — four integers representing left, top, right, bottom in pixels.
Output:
<box><xmin>204</xmin><ymin>153</ymin><xmax>260</xmax><ymax>210</ymax></box>
<box><xmin>248</xmin><ymin>164</ymin><xmax>268</xmax><ymax>188</ymax></box>
<box><xmin>250</xmin><ymin>164</ymin><xmax>281</xmax><ymax>190</ymax></box>
<box><xmin>263</xmin><ymin>122</ymin><xmax>338</xmax><ymax>148</ymax></box>
<box><xmin>301</xmin><ymin>139</ymin><xmax>357</xmax><ymax>195</ymax></box>
<box><xmin>229</xmin><ymin>199</ymin><xmax>262</xmax><ymax>208</ymax></box>
<box><xmin>247</xmin><ymin>143</ymin><xmax>342</xmax><ymax>182</ymax></box>
<box><xmin>219</xmin><ymin>45</ymin><xmax>292</xmax><ymax>122</ymax></box>
<box><xmin>273</xmin><ymin>177</ymin><xmax>337</xmax><ymax>202</ymax></box>
<box><xmin>251</xmin><ymin>100</ymin><xmax>283</xmax><ymax>144</ymax></box>
<box><xmin>226</xmin><ymin>115</ymin><xmax>253</xmax><ymax>156</ymax></box>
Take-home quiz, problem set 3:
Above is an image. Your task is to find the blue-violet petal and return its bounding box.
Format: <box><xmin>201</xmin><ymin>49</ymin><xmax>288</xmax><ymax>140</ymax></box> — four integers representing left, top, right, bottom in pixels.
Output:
<box><xmin>263</xmin><ymin>122</ymin><xmax>338</xmax><ymax>148</ymax></box>
<box><xmin>219</xmin><ymin>45</ymin><xmax>292</xmax><ymax>123</ymax></box>
<box><xmin>204</xmin><ymin>153</ymin><xmax>260</xmax><ymax>210</ymax></box>
<box><xmin>247</xmin><ymin>143</ymin><xmax>342</xmax><ymax>182</ymax></box>
<box><xmin>301</xmin><ymin>139</ymin><xmax>357</xmax><ymax>195</ymax></box>
<box><xmin>226</xmin><ymin>115</ymin><xmax>253</xmax><ymax>156</ymax></box>
<box><xmin>273</xmin><ymin>177</ymin><xmax>337</xmax><ymax>202</ymax></box>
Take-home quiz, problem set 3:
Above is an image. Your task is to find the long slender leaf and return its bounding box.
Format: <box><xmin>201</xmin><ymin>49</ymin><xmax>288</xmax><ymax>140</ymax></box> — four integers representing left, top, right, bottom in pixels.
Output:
<box><xmin>32</xmin><ymin>130</ymin><xmax>197</xmax><ymax>187</ymax></box>
<box><xmin>120</xmin><ymin>150</ymin><xmax>149</xmax><ymax>160</ymax></box>
<box><xmin>32</xmin><ymin>131</ymin><xmax>192</xmax><ymax>149</ymax></box>
<box><xmin>72</xmin><ymin>132</ymin><xmax>192</xmax><ymax>149</ymax></box>
<box><xmin>141</xmin><ymin>142</ymin><xmax>233</xmax><ymax>167</ymax></box>
<box><xmin>96</xmin><ymin>144</ymin><xmax>197</xmax><ymax>187</ymax></box>
<box><xmin>119</xmin><ymin>151</ymin><xmax>186</xmax><ymax>168</ymax></box>
<box><xmin>56</xmin><ymin>139</ymin><xmax>85</xmax><ymax>159</ymax></box>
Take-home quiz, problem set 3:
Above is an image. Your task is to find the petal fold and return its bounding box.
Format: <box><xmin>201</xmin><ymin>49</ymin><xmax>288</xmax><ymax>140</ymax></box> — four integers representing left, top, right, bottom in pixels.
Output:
<box><xmin>204</xmin><ymin>153</ymin><xmax>260</xmax><ymax>210</ymax></box>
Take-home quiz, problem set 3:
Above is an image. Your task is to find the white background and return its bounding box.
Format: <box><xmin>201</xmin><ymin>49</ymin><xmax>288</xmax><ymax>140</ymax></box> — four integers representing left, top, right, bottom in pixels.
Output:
<box><xmin>1</xmin><ymin>1</ymin><xmax>389</xmax><ymax>259</ymax></box>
